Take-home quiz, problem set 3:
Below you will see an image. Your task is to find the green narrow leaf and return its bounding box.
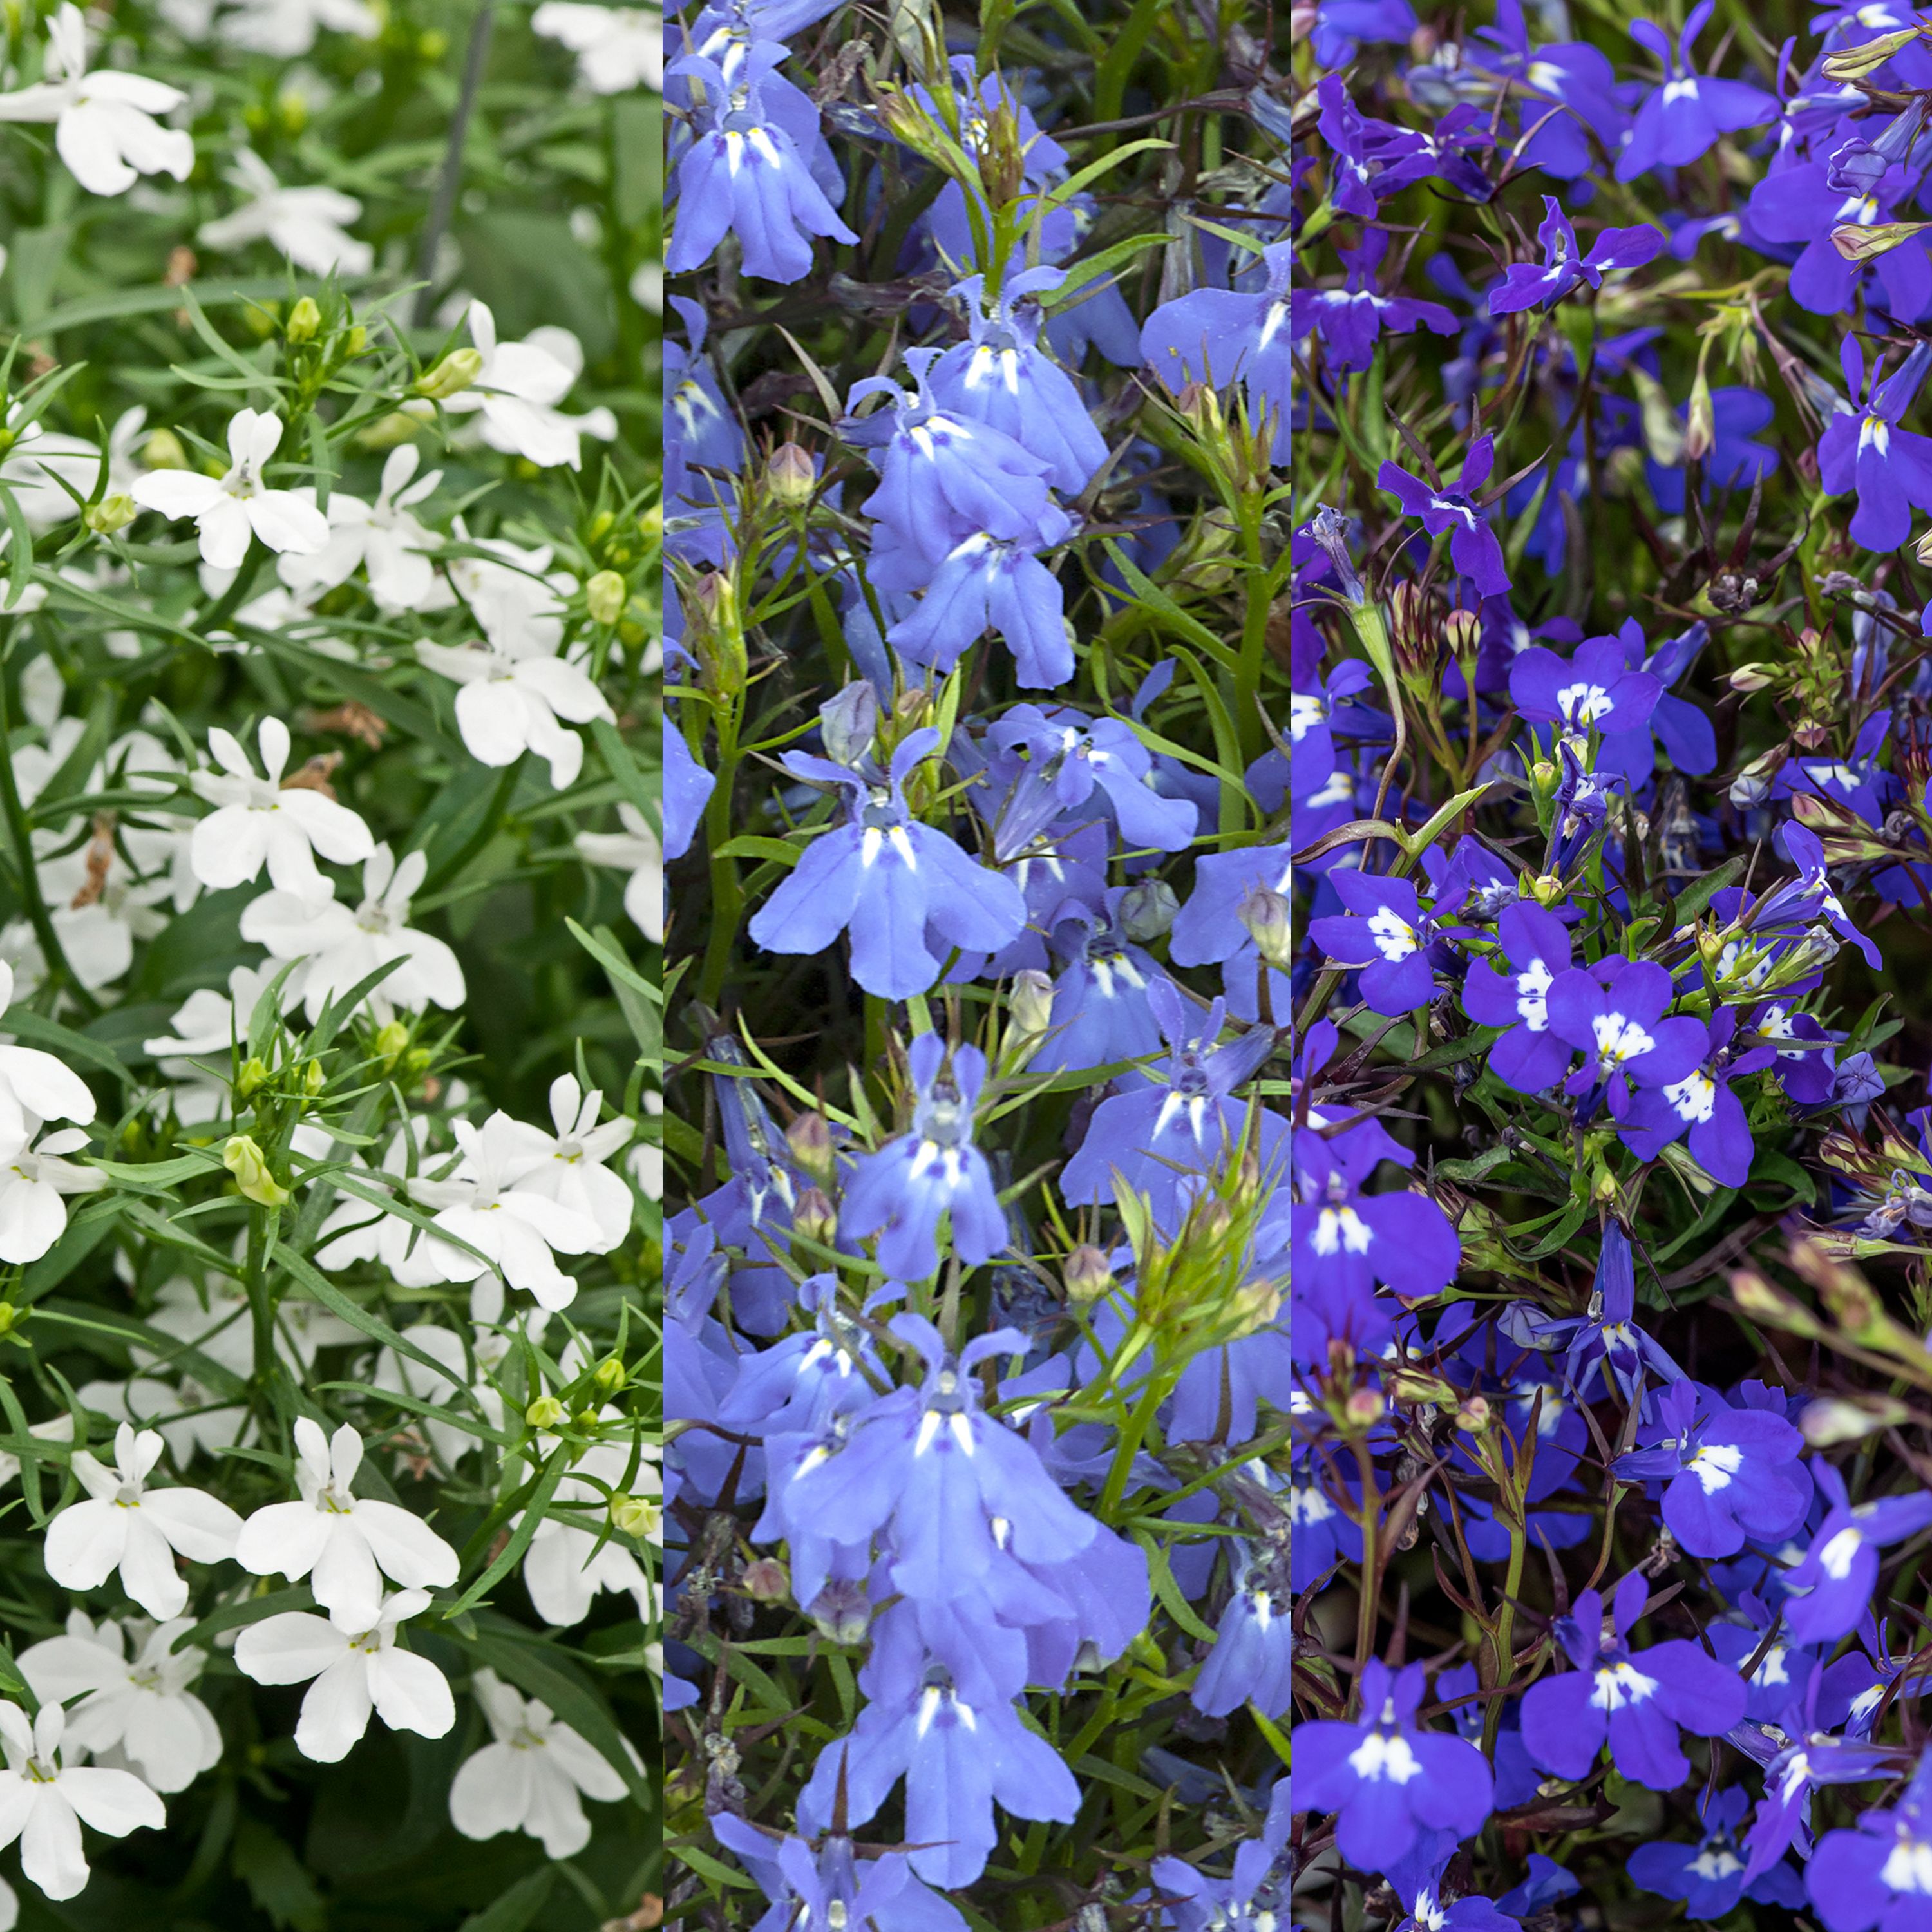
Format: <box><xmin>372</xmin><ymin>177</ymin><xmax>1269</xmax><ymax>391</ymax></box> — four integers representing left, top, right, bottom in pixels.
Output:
<box><xmin>456</xmin><ymin>1867</ymin><xmax>556</xmax><ymax>1932</ymax></box>
<box><xmin>441</xmin><ymin>1442</ymin><xmax>571</xmax><ymax>1618</ymax></box>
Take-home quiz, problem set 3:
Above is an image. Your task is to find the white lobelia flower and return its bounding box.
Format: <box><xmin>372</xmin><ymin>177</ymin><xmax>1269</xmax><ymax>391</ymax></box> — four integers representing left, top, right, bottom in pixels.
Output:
<box><xmin>445</xmin><ymin>302</ymin><xmax>618</xmax><ymax>471</ymax></box>
<box><xmin>234</xmin><ymin>1419</ymin><xmax>459</xmax><ymax>1625</ymax></box>
<box><xmin>521</xmin><ymin>1439</ymin><xmax>654</xmax><ymax>1627</ymax></box>
<box><xmin>0</xmin><ymin>959</ymin><xmax>95</xmax><ymax>1150</ymax></box>
<box><xmin>43</xmin><ymin>1423</ymin><xmax>243</xmax><ymax>1622</ymax></box>
<box><xmin>18</xmin><ymin>1613</ymin><xmax>222</xmax><ymax>1793</ymax></box>
<box><xmin>216</xmin><ymin>0</ymin><xmax>379</xmax><ymax>55</ymax></box>
<box><xmin>314</xmin><ymin>1122</ymin><xmax>480</xmax><ymax>1288</ymax></box>
<box><xmin>144</xmin><ymin>962</ymin><xmax>290</xmax><ymax>1062</ymax></box>
<box><xmin>187</xmin><ymin>716</ymin><xmax>375</xmax><ymax>902</ymax></box>
<box><xmin>75</xmin><ymin>1372</ymin><xmax>249</xmax><ymax>1467</ymax></box>
<box><xmin>240</xmin><ymin>843</ymin><xmax>466</xmax><ymax>1023</ymax></box>
<box><xmin>0</xmin><ymin>5</ymin><xmax>192</xmax><ymax>199</ymax></box>
<box><xmin>233</xmin><ymin>1587</ymin><xmax>454</xmax><ymax>1764</ymax></box>
<box><xmin>407</xmin><ymin>1112</ymin><xmax>604</xmax><ymax>1310</ymax></box>
<box><xmin>371</xmin><ymin>1322</ymin><xmax>504</xmax><ymax>1469</ymax></box>
<box><xmin>130</xmin><ymin>408</ymin><xmax>330</xmax><ymax>569</ymax></box>
<box><xmin>0</xmin><ymin>1701</ymin><xmax>164</xmax><ymax>1900</ymax></box>
<box><xmin>515</xmin><ymin>1074</ymin><xmax>636</xmax><ymax>1253</ymax></box>
<box><xmin>278</xmin><ymin>444</ymin><xmax>453</xmax><ymax>612</ymax></box>
<box><xmin>417</xmin><ymin>630</ymin><xmax>614</xmax><ymax>790</ymax></box>
<box><xmin>440</xmin><ymin>524</ymin><xmax>571</xmax><ymax>653</ymax></box>
<box><xmin>532</xmin><ymin>3</ymin><xmax>662</xmax><ymax>91</ymax></box>
<box><xmin>574</xmin><ymin>804</ymin><xmax>662</xmax><ymax>942</ymax></box>
<box><xmin>0</xmin><ymin>1125</ymin><xmax>106</xmax><ymax>1264</ymax></box>
<box><xmin>198</xmin><ymin>149</ymin><xmax>372</xmax><ymax>277</ymax></box>
<box><xmin>449</xmin><ymin>1667</ymin><xmax>628</xmax><ymax>1857</ymax></box>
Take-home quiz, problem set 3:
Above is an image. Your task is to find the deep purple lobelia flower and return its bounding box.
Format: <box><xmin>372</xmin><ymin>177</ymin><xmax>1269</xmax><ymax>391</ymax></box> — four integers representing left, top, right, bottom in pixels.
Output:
<box><xmin>746</xmin><ymin>728</ymin><xmax>1026</xmax><ymax>999</ymax></box>
<box><xmin>1545</xmin><ymin>956</ymin><xmax>1708</xmax><ymax>1124</ymax></box>
<box><xmin>1294</xmin><ymin>1659</ymin><xmax>1495</xmax><ymax>1873</ymax></box>
<box><xmin>1509</xmin><ymin>632</ymin><xmax>1664</xmax><ymax>743</ymax></box>
<box><xmin>1291</xmin><ymin>229</ymin><xmax>1457</xmax><ymax>373</ymax></box>
<box><xmin>1616</xmin><ymin>1004</ymin><xmax>1775</xmax><ymax>1186</ymax></box>
<box><xmin>1461</xmin><ymin>899</ymin><xmax>1575</xmax><ymax>1093</ymax></box>
<box><xmin>1487</xmin><ymin>195</ymin><xmax>1663</xmax><ymax>314</ymax></box>
<box><xmin>1518</xmin><ymin>1573</ymin><xmax>1747</xmax><ymax>1790</ymax></box>
<box><xmin>1613</xmin><ymin>1379</ymin><xmax>1811</xmax><ymax>1558</ymax></box>
<box><xmin>1779</xmin><ymin>1459</ymin><xmax>1932</xmax><ymax>1643</ymax></box>
<box><xmin>1384</xmin><ymin>1853</ymin><xmax>1523</xmax><ymax>1932</ymax></box>
<box><xmin>1378</xmin><ymin>432</ymin><xmax>1511</xmax><ymax>597</ymax></box>
<box><xmin>1804</xmin><ymin>1748</ymin><xmax>1932</xmax><ymax>1932</ymax></box>
<box><xmin>1306</xmin><ymin>871</ymin><xmax>1446</xmax><ymax>1016</ymax></box>
<box><xmin>839</xmin><ymin>1034</ymin><xmax>1007</xmax><ymax>1281</ymax></box>
<box><xmin>1615</xmin><ymin>1</ymin><xmax>1779</xmax><ymax>182</ymax></box>
<box><xmin>1499</xmin><ymin>1220</ymin><xmax>1687</xmax><ymax>1400</ymax></box>
<box><xmin>1818</xmin><ymin>340</ymin><xmax>1932</xmax><ymax>553</ymax></box>
<box><xmin>1627</xmin><ymin>1786</ymin><xmax>1806</xmax><ymax>1920</ymax></box>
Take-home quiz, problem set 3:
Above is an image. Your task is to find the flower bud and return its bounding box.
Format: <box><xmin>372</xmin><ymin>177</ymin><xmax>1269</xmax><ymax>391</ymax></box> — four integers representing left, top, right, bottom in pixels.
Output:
<box><xmin>525</xmin><ymin>1395</ymin><xmax>567</xmax><ymax>1429</ymax></box>
<box><xmin>416</xmin><ymin>348</ymin><xmax>485</xmax><ymax>400</ymax></box>
<box><xmin>1530</xmin><ymin>871</ymin><xmax>1567</xmax><ymax>907</ymax></box>
<box><xmin>374</xmin><ymin>1019</ymin><xmax>410</xmax><ymax>1065</ymax></box>
<box><xmin>786</xmin><ymin>1111</ymin><xmax>837</xmax><ymax>1189</ymax></box>
<box><xmin>1442</xmin><ymin>608</ymin><xmax>1482</xmax><ymax>655</ymax></box>
<box><xmin>237</xmin><ymin>1056</ymin><xmax>270</xmax><ymax>1097</ymax></box>
<box><xmin>591</xmin><ymin>1353</ymin><xmax>627</xmax><ymax>1394</ymax></box>
<box><xmin>1682</xmin><ymin>368</ymin><xmax>1715</xmax><ymax>462</ymax></box>
<box><xmin>1728</xmin><ymin>662</ymin><xmax>1777</xmax><ymax>692</ymax></box>
<box><xmin>1118</xmin><ymin>878</ymin><xmax>1178</xmax><ymax>942</ymax></box>
<box><xmin>1800</xmin><ymin>1394</ymin><xmax>1909</xmax><ymax>1447</ymax></box>
<box><xmin>1009</xmin><ymin>968</ymin><xmax>1054</xmax><ymax>1039</ymax></box>
<box><xmin>1823</xmin><ymin>26</ymin><xmax>1925</xmax><ymax>78</ymax></box>
<box><xmin>1457</xmin><ymin>1396</ymin><xmax>1492</xmax><ymax>1432</ymax></box>
<box><xmin>223</xmin><ymin>1134</ymin><xmax>290</xmax><ymax>1207</ymax></box>
<box><xmin>1063</xmin><ymin>1243</ymin><xmax>1113</xmax><ymax>1303</ymax></box>
<box><xmin>819</xmin><ymin>681</ymin><xmax>879</xmax><ymax>768</ymax></box>
<box><xmin>765</xmin><ymin>442</ymin><xmax>817</xmax><ymax>506</ymax></box>
<box><xmin>1832</xmin><ymin>219</ymin><xmax>1932</xmax><ymax>263</ymax></box>
<box><xmin>1343</xmin><ymin>1388</ymin><xmax>1386</xmax><ymax>1430</ymax></box>
<box><xmin>356</xmin><ymin>411</ymin><xmax>426</xmax><ymax>451</ymax></box>
<box><xmin>1238</xmin><ymin>884</ymin><xmax>1293</xmax><ymax>971</ymax></box>
<box><xmin>84</xmin><ymin>493</ymin><xmax>136</xmax><ymax>536</ymax></box>
<box><xmin>585</xmin><ymin>569</ymin><xmax>625</xmax><ymax>626</ymax></box>
<box><xmin>743</xmin><ymin>1556</ymin><xmax>790</xmax><ymax>1602</ymax></box>
<box><xmin>285</xmin><ymin>296</ymin><xmax>322</xmax><ymax>344</ymax></box>
<box><xmin>303</xmin><ymin>1058</ymin><xmax>325</xmax><ymax>1097</ymax></box>
<box><xmin>791</xmin><ymin>1186</ymin><xmax>837</xmax><ymax>1247</ymax></box>
<box><xmin>611</xmin><ymin>1492</ymin><xmax>659</xmax><ymax>1539</ymax></box>
<box><xmin>808</xmin><ymin>1578</ymin><xmax>871</xmax><ymax>1646</ymax></box>
<box><xmin>142</xmin><ymin>428</ymin><xmax>187</xmax><ymax>471</ymax></box>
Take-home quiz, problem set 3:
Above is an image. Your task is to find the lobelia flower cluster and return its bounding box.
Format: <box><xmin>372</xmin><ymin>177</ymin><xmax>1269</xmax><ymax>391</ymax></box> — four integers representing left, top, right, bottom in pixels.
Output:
<box><xmin>0</xmin><ymin>0</ymin><xmax>660</xmax><ymax>1924</ymax></box>
<box><xmin>1292</xmin><ymin>0</ymin><xmax>1932</xmax><ymax>1926</ymax></box>
<box><xmin>659</xmin><ymin>0</ymin><xmax>1297</xmax><ymax>1922</ymax></box>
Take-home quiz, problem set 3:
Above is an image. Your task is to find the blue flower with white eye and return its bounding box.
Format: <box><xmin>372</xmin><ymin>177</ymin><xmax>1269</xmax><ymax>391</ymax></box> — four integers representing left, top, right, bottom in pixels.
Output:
<box><xmin>1499</xmin><ymin>1220</ymin><xmax>1687</xmax><ymax>1400</ymax></box>
<box><xmin>1031</xmin><ymin>898</ymin><xmax>1169</xmax><ymax>1076</ymax></box>
<box><xmin>985</xmin><ymin>705</ymin><xmax>1199</xmax><ymax>855</ymax></box>
<box><xmin>1294</xmin><ymin>1658</ymin><xmax>1495</xmax><ymax>1873</ymax></box>
<box><xmin>710</xmin><ymin>1814</ymin><xmax>970</xmax><ymax>1932</ymax></box>
<box><xmin>1383</xmin><ymin>1852</ymin><xmax>1522</xmax><ymax>1932</ymax></box>
<box><xmin>1191</xmin><ymin>1535</ymin><xmax>1290</xmax><ymax>1719</ymax></box>
<box><xmin>840</xmin><ymin>349</ymin><xmax>1060</xmax><ymax>570</ymax></box>
<box><xmin>1378</xmin><ymin>432</ymin><xmax>1511</xmax><ymax>596</ymax></box>
<box><xmin>1306</xmin><ymin>871</ymin><xmax>1450</xmax><ymax>1016</ymax></box>
<box><xmin>1628</xmin><ymin>1786</ymin><xmax>1806</xmax><ymax>1919</ymax></box>
<box><xmin>1803</xmin><ymin>1747</ymin><xmax>1932</xmax><ymax>1932</ymax></box>
<box><xmin>746</xmin><ymin>727</ymin><xmax>1026</xmax><ymax>1000</ymax></box>
<box><xmin>1461</xmin><ymin>900</ymin><xmax>1575</xmax><ymax>1093</ymax></box>
<box><xmin>1819</xmin><ymin>339</ymin><xmax>1932</xmax><ymax>553</ymax></box>
<box><xmin>1779</xmin><ymin>1459</ymin><xmax>1932</xmax><ymax>1642</ymax></box>
<box><xmin>1615</xmin><ymin>0</ymin><xmax>1779</xmax><ymax>182</ymax></box>
<box><xmin>1059</xmin><ymin>981</ymin><xmax>1284</xmax><ymax>1222</ymax></box>
<box><xmin>1615</xmin><ymin>1381</ymin><xmax>1811</xmax><ymax>1558</ymax></box>
<box><xmin>927</xmin><ymin>267</ymin><xmax>1108</xmax><ymax>494</ymax></box>
<box><xmin>1150</xmin><ymin>1823</ymin><xmax>1289</xmax><ymax>1932</ymax></box>
<box><xmin>665</xmin><ymin>43</ymin><xmax>859</xmax><ymax>283</ymax></box>
<box><xmin>1518</xmin><ymin>1572</ymin><xmax>1746</xmax><ymax>1791</ymax></box>
<box><xmin>1486</xmin><ymin>194</ymin><xmax>1664</xmax><ymax>313</ymax></box>
<box><xmin>839</xmin><ymin>1035</ymin><xmax>1005</xmax><ymax>1282</ymax></box>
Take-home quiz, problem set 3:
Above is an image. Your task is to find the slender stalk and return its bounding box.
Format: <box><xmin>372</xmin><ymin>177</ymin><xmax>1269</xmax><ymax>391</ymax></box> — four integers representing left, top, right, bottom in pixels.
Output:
<box><xmin>414</xmin><ymin>3</ymin><xmax>498</xmax><ymax>330</ymax></box>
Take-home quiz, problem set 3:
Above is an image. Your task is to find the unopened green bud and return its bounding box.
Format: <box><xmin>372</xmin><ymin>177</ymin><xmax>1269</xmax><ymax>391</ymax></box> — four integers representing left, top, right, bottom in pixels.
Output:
<box><xmin>1063</xmin><ymin>1244</ymin><xmax>1113</xmax><ymax>1304</ymax></box>
<box><xmin>786</xmin><ymin>1112</ymin><xmax>836</xmax><ymax>1189</ymax></box>
<box><xmin>303</xmin><ymin>1059</ymin><xmax>325</xmax><ymax>1097</ymax></box>
<box><xmin>1823</xmin><ymin>25</ymin><xmax>1925</xmax><ymax>78</ymax></box>
<box><xmin>591</xmin><ymin>1353</ymin><xmax>626</xmax><ymax>1394</ymax></box>
<box><xmin>585</xmin><ymin>569</ymin><xmax>625</xmax><ymax>626</ymax></box>
<box><xmin>237</xmin><ymin>1056</ymin><xmax>271</xmax><ymax>1097</ymax></box>
<box><xmin>355</xmin><ymin>411</ymin><xmax>424</xmax><ymax>451</ymax></box>
<box><xmin>416</xmin><ymin>348</ymin><xmax>484</xmax><ymax>401</ymax></box>
<box><xmin>1009</xmin><ymin>968</ymin><xmax>1054</xmax><ymax>1039</ymax></box>
<box><xmin>765</xmin><ymin>442</ymin><xmax>817</xmax><ymax>506</ymax></box>
<box><xmin>142</xmin><ymin>428</ymin><xmax>188</xmax><ymax>471</ymax></box>
<box><xmin>84</xmin><ymin>493</ymin><xmax>137</xmax><ymax>536</ymax></box>
<box><xmin>1683</xmin><ymin>368</ymin><xmax>1716</xmax><ymax>463</ymax></box>
<box><xmin>223</xmin><ymin>1134</ymin><xmax>290</xmax><ymax>1207</ymax></box>
<box><xmin>611</xmin><ymin>1492</ymin><xmax>659</xmax><ymax>1539</ymax></box>
<box><xmin>742</xmin><ymin>1555</ymin><xmax>788</xmax><ymax>1600</ymax></box>
<box><xmin>344</xmin><ymin>326</ymin><xmax>367</xmax><ymax>355</ymax></box>
<box><xmin>373</xmin><ymin>1019</ymin><xmax>410</xmax><ymax>1065</ymax></box>
<box><xmin>285</xmin><ymin>296</ymin><xmax>321</xmax><ymax>344</ymax></box>
<box><xmin>1344</xmin><ymin>1388</ymin><xmax>1386</xmax><ymax>1430</ymax></box>
<box><xmin>525</xmin><ymin>1395</ymin><xmax>566</xmax><ymax>1429</ymax></box>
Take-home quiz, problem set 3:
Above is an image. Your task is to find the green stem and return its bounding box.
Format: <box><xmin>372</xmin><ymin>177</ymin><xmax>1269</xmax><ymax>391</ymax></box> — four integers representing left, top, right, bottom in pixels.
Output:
<box><xmin>1482</xmin><ymin>1522</ymin><xmax>1528</xmax><ymax>1756</ymax></box>
<box><xmin>1352</xmin><ymin>1434</ymin><xmax>1381</xmax><ymax>1684</ymax></box>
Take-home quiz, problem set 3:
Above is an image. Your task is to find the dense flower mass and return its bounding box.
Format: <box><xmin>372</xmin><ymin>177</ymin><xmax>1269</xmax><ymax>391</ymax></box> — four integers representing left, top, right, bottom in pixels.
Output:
<box><xmin>661</xmin><ymin>0</ymin><xmax>1293</xmax><ymax>1922</ymax></box>
<box><xmin>1289</xmin><ymin>0</ymin><xmax>1932</xmax><ymax>1925</ymax></box>
<box><xmin>0</xmin><ymin>0</ymin><xmax>656</xmax><ymax>1924</ymax></box>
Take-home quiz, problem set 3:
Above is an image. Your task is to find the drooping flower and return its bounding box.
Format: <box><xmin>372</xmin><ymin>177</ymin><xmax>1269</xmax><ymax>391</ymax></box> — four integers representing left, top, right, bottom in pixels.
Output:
<box><xmin>130</xmin><ymin>409</ymin><xmax>330</xmax><ymax>569</ymax></box>
<box><xmin>186</xmin><ymin>717</ymin><xmax>375</xmax><ymax>904</ymax></box>
<box><xmin>0</xmin><ymin>1700</ymin><xmax>163</xmax><ymax>1900</ymax></box>
<box><xmin>234</xmin><ymin>1419</ymin><xmax>459</xmax><ymax>1626</ymax></box>
<box><xmin>44</xmin><ymin>1423</ymin><xmax>243</xmax><ymax>1620</ymax></box>
<box><xmin>1518</xmin><ymin>1573</ymin><xmax>1747</xmax><ymax>1790</ymax></box>
<box><xmin>448</xmin><ymin>1667</ymin><xmax>629</xmax><ymax>1857</ymax></box>
<box><xmin>1294</xmin><ymin>1658</ymin><xmax>1495</xmax><ymax>1871</ymax></box>
<box><xmin>233</xmin><ymin>1586</ymin><xmax>455</xmax><ymax>1763</ymax></box>
<box><xmin>0</xmin><ymin>5</ymin><xmax>192</xmax><ymax>198</ymax></box>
